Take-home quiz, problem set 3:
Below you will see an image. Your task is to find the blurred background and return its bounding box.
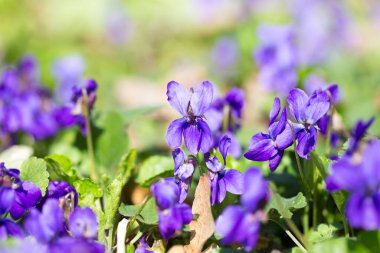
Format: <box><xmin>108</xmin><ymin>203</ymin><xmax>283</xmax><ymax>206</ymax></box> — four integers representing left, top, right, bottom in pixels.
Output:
<box><xmin>0</xmin><ymin>0</ymin><xmax>379</xmax><ymax>156</ymax></box>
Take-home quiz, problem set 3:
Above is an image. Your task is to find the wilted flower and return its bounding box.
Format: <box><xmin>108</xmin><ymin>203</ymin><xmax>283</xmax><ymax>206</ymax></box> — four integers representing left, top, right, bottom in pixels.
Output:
<box><xmin>216</xmin><ymin>168</ymin><xmax>270</xmax><ymax>251</ymax></box>
<box><xmin>151</xmin><ymin>178</ymin><xmax>192</xmax><ymax>239</ymax></box>
<box><xmin>166</xmin><ymin>81</ymin><xmax>214</xmax><ymax>154</ymax></box>
<box><xmin>287</xmin><ymin>88</ymin><xmax>330</xmax><ymax>159</ymax></box>
<box><xmin>244</xmin><ymin>97</ymin><xmax>293</xmax><ymax>171</ymax></box>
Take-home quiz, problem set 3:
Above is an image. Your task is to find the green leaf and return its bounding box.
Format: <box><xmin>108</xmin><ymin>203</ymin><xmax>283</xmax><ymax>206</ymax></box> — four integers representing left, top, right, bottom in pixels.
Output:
<box><xmin>267</xmin><ymin>192</ymin><xmax>307</xmax><ymax>219</ymax></box>
<box><xmin>119</xmin><ymin>198</ymin><xmax>158</xmax><ymax>225</ymax></box>
<box><xmin>126</xmin><ymin>245</ymin><xmax>135</xmax><ymax>253</ymax></box>
<box><xmin>308</xmin><ymin>224</ymin><xmax>339</xmax><ymax>244</ymax></box>
<box><xmin>119</xmin><ymin>106</ymin><xmax>162</xmax><ymax>125</ymax></box>
<box><xmin>104</xmin><ymin>150</ymin><xmax>136</xmax><ymax>229</ymax></box>
<box><xmin>96</xmin><ymin>111</ymin><xmax>129</xmax><ymax>169</ymax></box>
<box><xmin>358</xmin><ymin>231</ymin><xmax>380</xmax><ymax>253</ymax></box>
<box><xmin>310</xmin><ymin>237</ymin><xmax>370</xmax><ymax>253</ymax></box>
<box><xmin>45</xmin><ymin>154</ymin><xmax>79</xmax><ymax>184</ymax></box>
<box><xmin>73</xmin><ymin>179</ymin><xmax>103</xmax><ymax>207</ymax></box>
<box><xmin>135</xmin><ymin>156</ymin><xmax>173</xmax><ymax>187</ymax></box>
<box><xmin>20</xmin><ymin>157</ymin><xmax>49</xmax><ymax>196</ymax></box>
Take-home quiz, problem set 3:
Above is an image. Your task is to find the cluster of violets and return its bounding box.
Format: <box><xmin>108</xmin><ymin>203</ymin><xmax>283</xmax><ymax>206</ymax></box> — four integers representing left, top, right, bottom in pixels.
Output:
<box><xmin>0</xmin><ymin>163</ymin><xmax>104</xmax><ymax>252</ymax></box>
<box><xmin>0</xmin><ymin>55</ymin><xmax>98</xmax><ymax>147</ymax></box>
<box><xmin>254</xmin><ymin>0</ymin><xmax>349</xmax><ymax>95</ymax></box>
<box><xmin>150</xmin><ymin>78</ymin><xmax>379</xmax><ymax>251</ymax></box>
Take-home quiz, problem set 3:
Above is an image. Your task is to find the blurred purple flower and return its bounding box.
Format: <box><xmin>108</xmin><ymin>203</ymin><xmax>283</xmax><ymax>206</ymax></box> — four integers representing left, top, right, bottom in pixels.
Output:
<box><xmin>25</xmin><ymin>199</ymin><xmax>65</xmax><ymax>243</ymax></box>
<box><xmin>254</xmin><ymin>25</ymin><xmax>298</xmax><ymax>95</ymax></box>
<box><xmin>287</xmin><ymin>88</ymin><xmax>331</xmax><ymax>159</ymax></box>
<box><xmin>54</xmin><ymin>79</ymin><xmax>98</xmax><ymax>135</ymax></box>
<box><xmin>151</xmin><ymin>178</ymin><xmax>192</xmax><ymax>239</ymax></box>
<box><xmin>211</xmin><ymin>37</ymin><xmax>239</xmax><ymax>77</ymax></box>
<box><xmin>204</xmin><ymin>87</ymin><xmax>244</xmax><ymax>158</ymax></box>
<box><xmin>0</xmin><ymin>218</ymin><xmax>25</xmax><ymax>241</ymax></box>
<box><xmin>215</xmin><ymin>168</ymin><xmax>269</xmax><ymax>251</ymax></box>
<box><xmin>0</xmin><ymin>56</ymin><xmax>59</xmax><ymax>140</ymax></box>
<box><xmin>244</xmin><ymin>97</ymin><xmax>293</xmax><ymax>171</ymax></box>
<box><xmin>52</xmin><ymin>55</ymin><xmax>85</xmax><ymax>104</ymax></box>
<box><xmin>135</xmin><ymin>236</ymin><xmax>151</xmax><ymax>253</ymax></box>
<box><xmin>68</xmin><ymin>207</ymin><xmax>98</xmax><ymax>239</ymax></box>
<box><xmin>292</xmin><ymin>0</ymin><xmax>350</xmax><ymax>66</ymax></box>
<box><xmin>166</xmin><ymin>81</ymin><xmax>214</xmax><ymax>154</ymax></box>
<box><xmin>345</xmin><ymin>117</ymin><xmax>375</xmax><ymax>156</ymax></box>
<box><xmin>326</xmin><ymin>139</ymin><xmax>380</xmax><ymax>230</ymax></box>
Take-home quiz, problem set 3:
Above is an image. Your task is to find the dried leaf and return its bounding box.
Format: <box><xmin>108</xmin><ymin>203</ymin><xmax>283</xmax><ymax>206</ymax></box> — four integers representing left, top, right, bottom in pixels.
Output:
<box><xmin>168</xmin><ymin>245</ymin><xmax>186</xmax><ymax>253</ymax></box>
<box><xmin>184</xmin><ymin>174</ymin><xmax>215</xmax><ymax>253</ymax></box>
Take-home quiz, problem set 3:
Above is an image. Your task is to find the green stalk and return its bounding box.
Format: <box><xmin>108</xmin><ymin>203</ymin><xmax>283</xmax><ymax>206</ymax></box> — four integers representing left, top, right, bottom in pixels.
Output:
<box><xmin>288</xmin><ymin>121</ymin><xmax>311</xmax><ymax>200</ymax></box>
<box><xmin>128</xmin><ymin>196</ymin><xmax>151</xmax><ymax>231</ymax></box>
<box><xmin>82</xmin><ymin>88</ymin><xmax>98</xmax><ymax>182</ymax></box>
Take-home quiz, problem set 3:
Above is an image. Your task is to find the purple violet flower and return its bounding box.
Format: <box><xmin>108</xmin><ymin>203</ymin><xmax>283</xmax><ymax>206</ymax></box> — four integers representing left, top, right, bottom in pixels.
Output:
<box><xmin>215</xmin><ymin>168</ymin><xmax>270</xmax><ymax>251</ymax></box>
<box><xmin>166</xmin><ymin>81</ymin><xmax>214</xmax><ymax>155</ymax></box>
<box><xmin>326</xmin><ymin>139</ymin><xmax>380</xmax><ymax>230</ymax></box>
<box><xmin>68</xmin><ymin>207</ymin><xmax>98</xmax><ymax>239</ymax></box>
<box><xmin>151</xmin><ymin>178</ymin><xmax>192</xmax><ymax>239</ymax></box>
<box><xmin>45</xmin><ymin>180</ymin><xmax>78</xmax><ymax>208</ymax></box>
<box><xmin>54</xmin><ymin>79</ymin><xmax>98</xmax><ymax>135</ymax></box>
<box><xmin>244</xmin><ymin>97</ymin><xmax>293</xmax><ymax>171</ymax></box>
<box><xmin>172</xmin><ymin>148</ymin><xmax>195</xmax><ymax>203</ymax></box>
<box><xmin>211</xmin><ymin>37</ymin><xmax>239</xmax><ymax>78</ymax></box>
<box><xmin>345</xmin><ymin>117</ymin><xmax>375</xmax><ymax>156</ymax></box>
<box><xmin>0</xmin><ymin>163</ymin><xmax>42</xmax><ymax>220</ymax></box>
<box><xmin>204</xmin><ymin>87</ymin><xmax>244</xmax><ymax>158</ymax></box>
<box><xmin>287</xmin><ymin>88</ymin><xmax>331</xmax><ymax>159</ymax></box>
<box><xmin>135</xmin><ymin>236</ymin><xmax>151</xmax><ymax>253</ymax></box>
<box><xmin>24</xmin><ymin>199</ymin><xmax>65</xmax><ymax>243</ymax></box>
<box><xmin>206</xmin><ymin>135</ymin><xmax>243</xmax><ymax>205</ymax></box>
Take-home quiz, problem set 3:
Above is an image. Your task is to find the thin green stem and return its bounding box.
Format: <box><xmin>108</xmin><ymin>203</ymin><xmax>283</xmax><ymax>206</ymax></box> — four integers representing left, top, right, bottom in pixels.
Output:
<box><xmin>270</xmin><ymin>185</ymin><xmax>309</xmax><ymax>250</ymax></box>
<box><xmin>82</xmin><ymin>88</ymin><xmax>98</xmax><ymax>182</ymax></box>
<box><xmin>269</xmin><ymin>219</ymin><xmax>307</xmax><ymax>253</ymax></box>
<box><xmin>129</xmin><ymin>230</ymin><xmax>144</xmax><ymax>245</ymax></box>
<box><xmin>288</xmin><ymin>121</ymin><xmax>311</xmax><ymax>200</ymax></box>
<box><xmin>312</xmin><ymin>178</ymin><xmax>318</xmax><ymax>229</ymax></box>
<box><xmin>128</xmin><ymin>196</ymin><xmax>151</xmax><ymax>231</ymax></box>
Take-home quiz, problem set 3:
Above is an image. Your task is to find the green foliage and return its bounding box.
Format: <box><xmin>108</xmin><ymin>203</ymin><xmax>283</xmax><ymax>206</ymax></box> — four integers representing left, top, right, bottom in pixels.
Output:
<box><xmin>45</xmin><ymin>154</ymin><xmax>79</xmax><ymax>184</ymax></box>
<box><xmin>267</xmin><ymin>192</ymin><xmax>307</xmax><ymax>219</ymax></box>
<box><xmin>309</xmin><ymin>237</ymin><xmax>370</xmax><ymax>253</ymax></box>
<box><xmin>20</xmin><ymin>157</ymin><xmax>49</xmax><ymax>196</ymax></box>
<box><xmin>135</xmin><ymin>155</ymin><xmax>173</xmax><ymax>187</ymax></box>
<box><xmin>104</xmin><ymin>150</ymin><xmax>136</xmax><ymax>230</ymax></box>
<box><xmin>73</xmin><ymin>178</ymin><xmax>103</xmax><ymax>207</ymax></box>
<box><xmin>308</xmin><ymin>224</ymin><xmax>339</xmax><ymax>244</ymax></box>
<box><xmin>119</xmin><ymin>198</ymin><xmax>158</xmax><ymax>225</ymax></box>
<box><xmin>357</xmin><ymin>231</ymin><xmax>380</xmax><ymax>253</ymax></box>
<box><xmin>95</xmin><ymin>111</ymin><xmax>129</xmax><ymax>170</ymax></box>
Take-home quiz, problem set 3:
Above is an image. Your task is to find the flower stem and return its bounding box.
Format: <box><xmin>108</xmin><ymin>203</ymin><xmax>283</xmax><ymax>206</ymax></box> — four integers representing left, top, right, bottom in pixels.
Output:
<box><xmin>288</xmin><ymin>121</ymin><xmax>311</xmax><ymax>200</ymax></box>
<box><xmin>128</xmin><ymin>196</ymin><xmax>151</xmax><ymax>231</ymax></box>
<box><xmin>82</xmin><ymin>88</ymin><xmax>98</xmax><ymax>182</ymax></box>
<box><xmin>270</xmin><ymin>218</ymin><xmax>307</xmax><ymax>253</ymax></box>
